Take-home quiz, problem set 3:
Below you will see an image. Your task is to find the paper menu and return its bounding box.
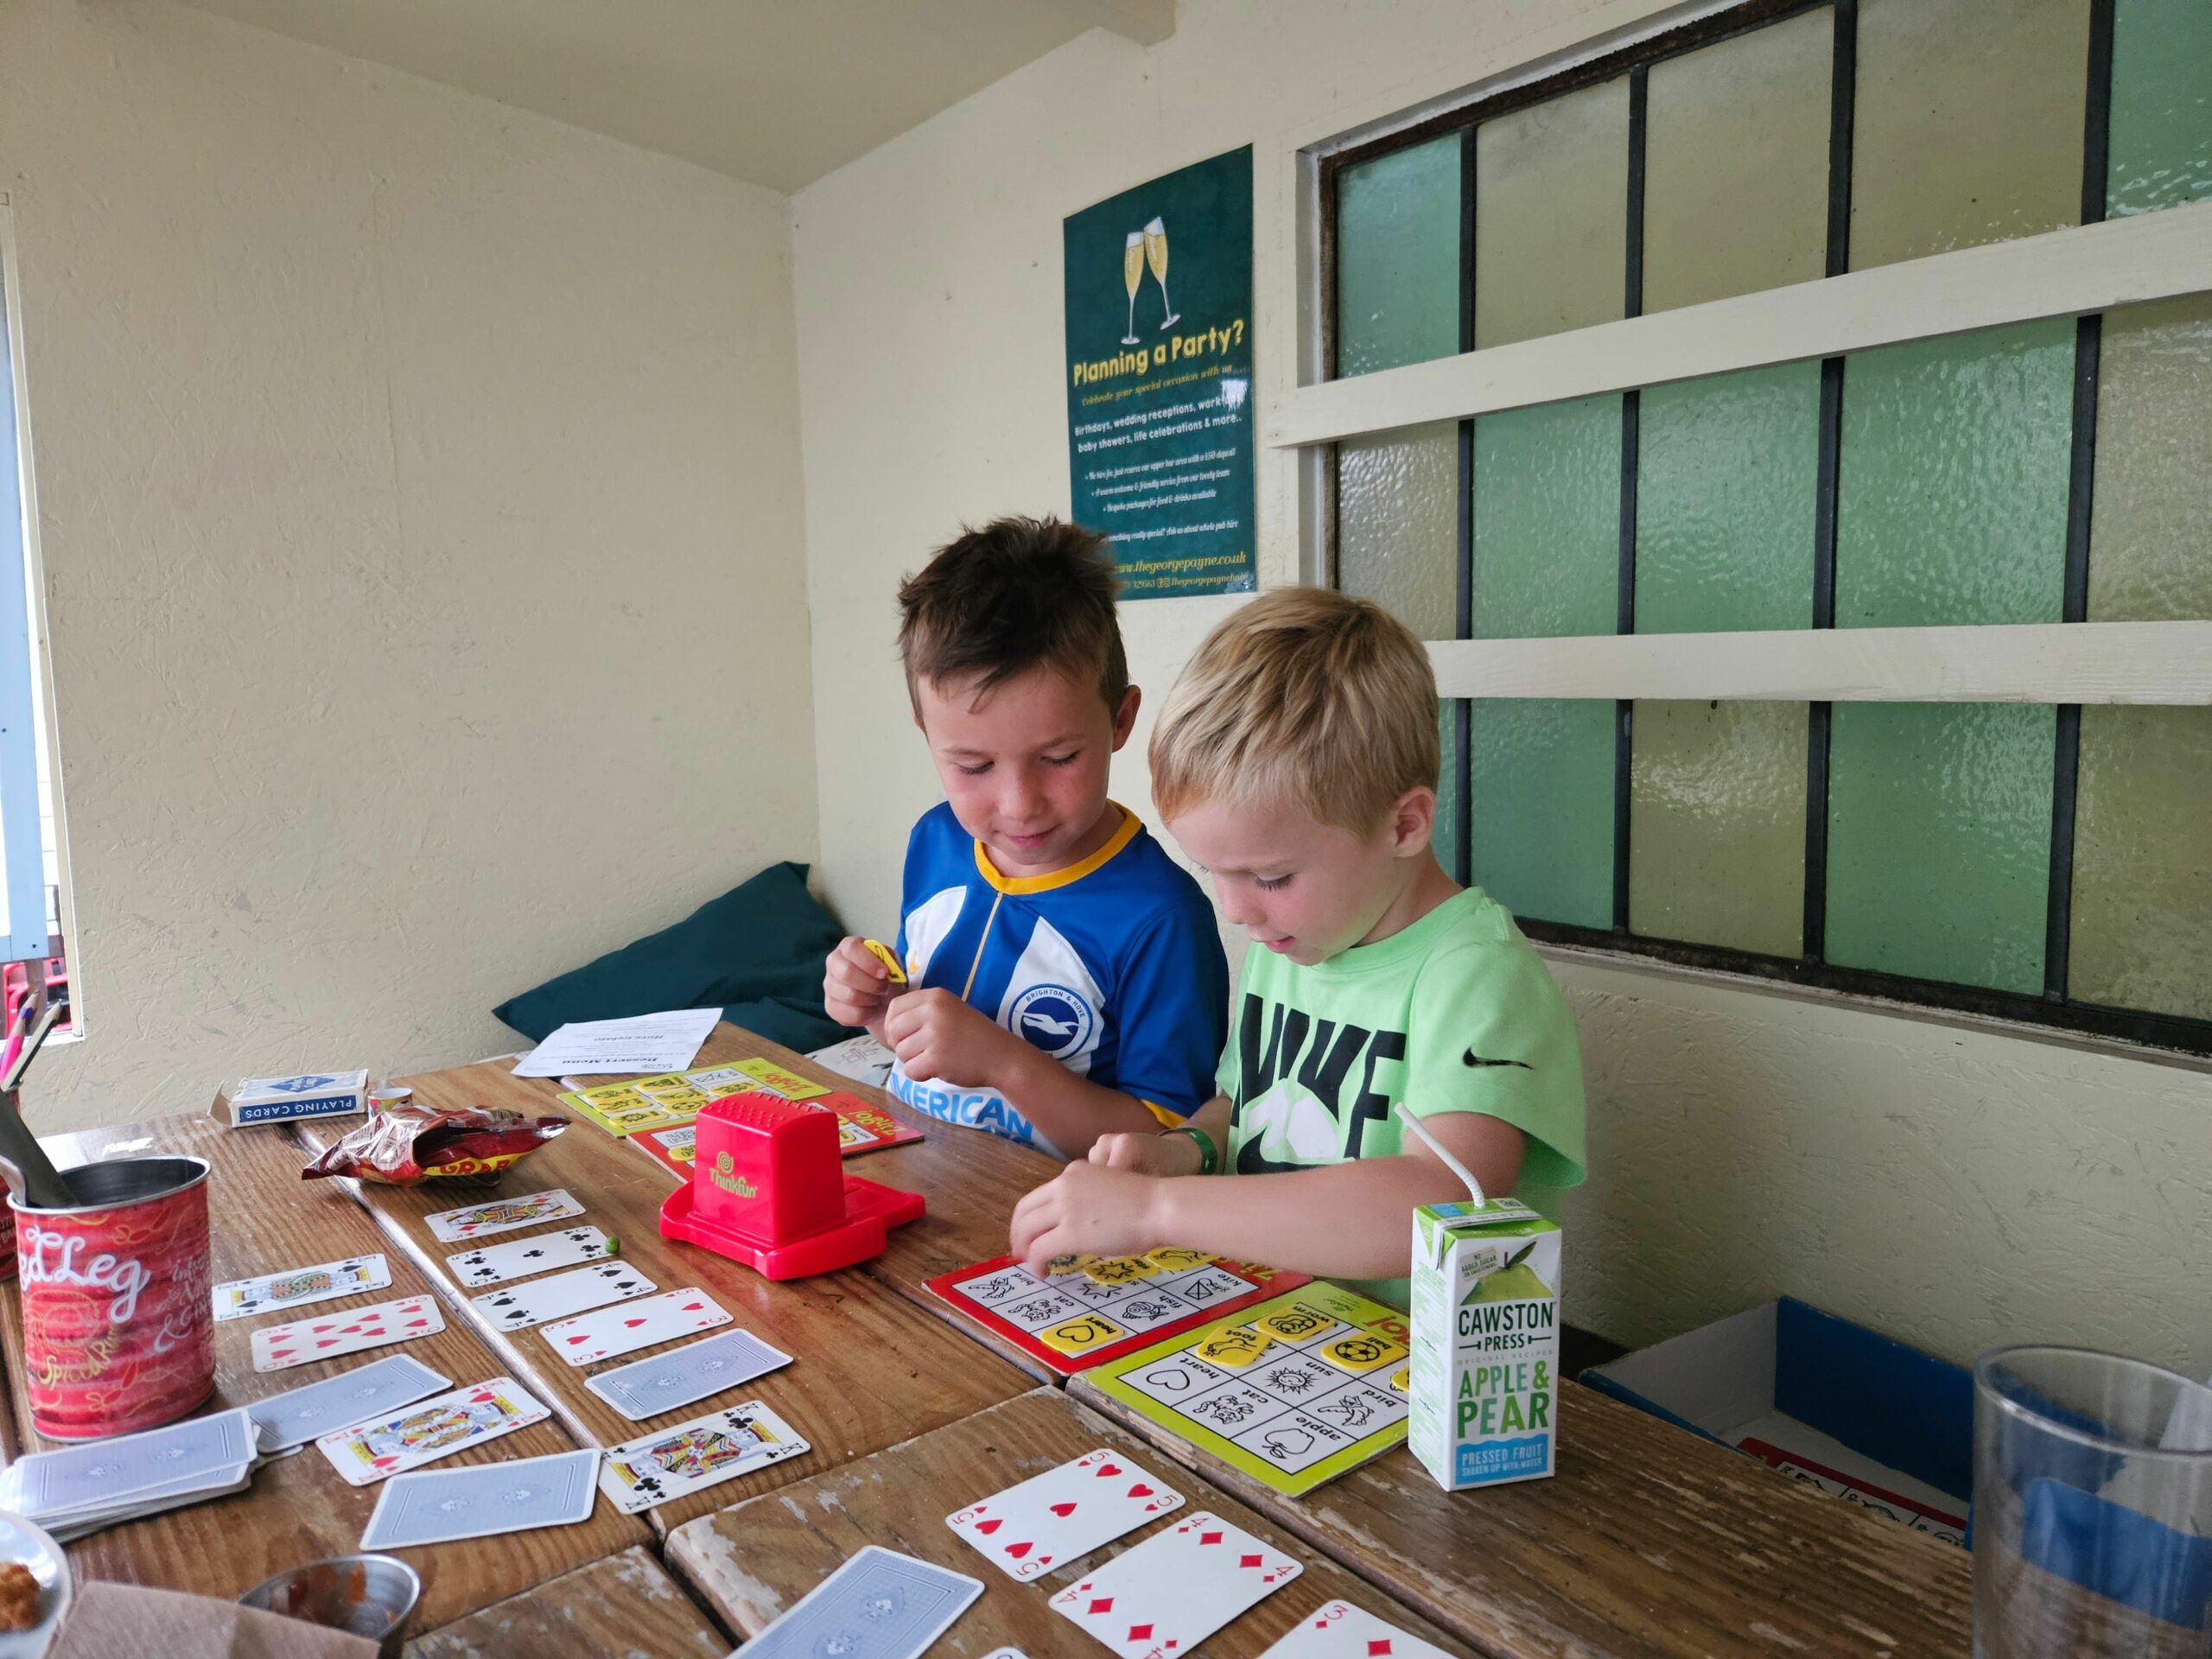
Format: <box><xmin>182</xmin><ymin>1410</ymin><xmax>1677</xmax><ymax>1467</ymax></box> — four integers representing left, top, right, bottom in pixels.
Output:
<box><xmin>512</xmin><ymin>1008</ymin><xmax>722</xmax><ymax>1078</ymax></box>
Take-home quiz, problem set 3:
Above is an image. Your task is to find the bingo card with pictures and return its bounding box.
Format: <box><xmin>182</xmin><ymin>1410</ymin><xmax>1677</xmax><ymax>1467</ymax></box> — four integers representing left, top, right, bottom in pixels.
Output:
<box><xmin>1087</xmin><ymin>1281</ymin><xmax>1414</xmax><ymax>1496</ymax></box>
<box><xmin>925</xmin><ymin>1249</ymin><xmax>1307</xmax><ymax>1376</ymax></box>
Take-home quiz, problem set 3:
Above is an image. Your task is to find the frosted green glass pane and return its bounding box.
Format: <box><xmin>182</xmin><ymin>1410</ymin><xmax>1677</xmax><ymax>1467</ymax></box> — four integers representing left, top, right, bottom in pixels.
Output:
<box><xmin>1471</xmin><ymin>397</ymin><xmax>1619</xmax><ymax>639</ymax></box>
<box><xmin>2088</xmin><ymin>294</ymin><xmax>2212</xmax><ymax>621</ymax></box>
<box><xmin>1337</xmin><ymin>422</ymin><xmax>1459</xmax><ymax>639</ymax></box>
<box><xmin>1636</xmin><ymin>363</ymin><xmax>1821</xmax><ymax>634</ymax></box>
<box><xmin>1336</xmin><ymin>135</ymin><xmax>1462</xmax><ymax>378</ymax></box>
<box><xmin>1643</xmin><ymin>10</ymin><xmax>1832</xmax><ymax>312</ymax></box>
<box><xmin>1630</xmin><ymin>701</ymin><xmax>1807</xmax><ymax>958</ymax></box>
<box><xmin>2069</xmin><ymin>705</ymin><xmax>2212</xmax><ymax>1020</ymax></box>
<box><xmin>1852</xmin><ymin>0</ymin><xmax>2089</xmax><ymax>269</ymax></box>
<box><xmin>2109</xmin><ymin>0</ymin><xmax>2212</xmax><ymax>215</ymax></box>
<box><xmin>1470</xmin><ymin>698</ymin><xmax>1613</xmax><ymax>929</ymax></box>
<box><xmin>1827</xmin><ymin>702</ymin><xmax>2053</xmax><ymax>993</ymax></box>
<box><xmin>1835</xmin><ymin>322</ymin><xmax>2074</xmax><ymax>627</ymax></box>
<box><xmin>1433</xmin><ymin>702</ymin><xmax>1465</xmax><ymax>875</ymax></box>
<box><xmin>1474</xmin><ymin>79</ymin><xmax>1628</xmax><ymax>348</ymax></box>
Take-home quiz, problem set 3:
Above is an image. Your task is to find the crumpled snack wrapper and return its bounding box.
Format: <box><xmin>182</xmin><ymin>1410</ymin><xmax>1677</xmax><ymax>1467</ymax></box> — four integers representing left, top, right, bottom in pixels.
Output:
<box><xmin>52</xmin><ymin>1581</ymin><xmax>378</xmax><ymax>1658</ymax></box>
<box><xmin>301</xmin><ymin>1102</ymin><xmax>564</xmax><ymax>1186</ymax></box>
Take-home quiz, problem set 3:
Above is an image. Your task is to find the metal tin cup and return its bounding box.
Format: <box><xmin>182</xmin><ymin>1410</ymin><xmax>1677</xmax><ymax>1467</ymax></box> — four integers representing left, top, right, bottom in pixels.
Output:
<box><xmin>10</xmin><ymin>1156</ymin><xmax>215</xmax><ymax>1440</ymax></box>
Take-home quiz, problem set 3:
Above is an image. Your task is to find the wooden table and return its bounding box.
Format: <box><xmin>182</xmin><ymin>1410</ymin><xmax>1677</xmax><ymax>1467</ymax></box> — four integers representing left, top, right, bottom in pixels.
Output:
<box><xmin>1071</xmin><ymin>1371</ymin><xmax>1975</xmax><ymax>1656</ymax></box>
<box><xmin>295</xmin><ymin>1039</ymin><xmax>1039</xmax><ymax>1535</ymax></box>
<box><xmin>2</xmin><ymin>1026</ymin><xmax>1980</xmax><ymax>1656</ymax></box>
<box><xmin>404</xmin><ymin>1546</ymin><xmax>724</xmax><ymax>1658</ymax></box>
<box><xmin>668</xmin><ymin>1387</ymin><xmax>1476</xmax><ymax>1656</ymax></box>
<box><xmin>0</xmin><ymin>1114</ymin><xmax>651</xmax><ymax>1633</ymax></box>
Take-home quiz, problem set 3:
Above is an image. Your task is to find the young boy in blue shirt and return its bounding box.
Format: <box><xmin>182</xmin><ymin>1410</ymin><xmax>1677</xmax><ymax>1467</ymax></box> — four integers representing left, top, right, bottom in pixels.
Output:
<box><xmin>1010</xmin><ymin>587</ymin><xmax>1585</xmax><ymax>1303</ymax></box>
<box><xmin>822</xmin><ymin>517</ymin><xmax>1228</xmax><ymax>1159</ymax></box>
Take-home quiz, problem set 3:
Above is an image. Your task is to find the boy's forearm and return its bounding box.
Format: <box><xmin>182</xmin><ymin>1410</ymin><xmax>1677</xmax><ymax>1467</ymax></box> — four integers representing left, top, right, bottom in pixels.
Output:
<box><xmin>1147</xmin><ymin>1155</ymin><xmax>1476</xmax><ymax>1281</ymax></box>
<box><xmin>998</xmin><ymin>1046</ymin><xmax>1172</xmax><ymax>1157</ymax></box>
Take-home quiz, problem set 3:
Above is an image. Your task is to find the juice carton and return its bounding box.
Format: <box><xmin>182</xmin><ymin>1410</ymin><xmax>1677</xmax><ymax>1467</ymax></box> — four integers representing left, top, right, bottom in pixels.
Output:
<box><xmin>1408</xmin><ymin>1197</ymin><xmax>1560</xmax><ymax>1491</ymax></box>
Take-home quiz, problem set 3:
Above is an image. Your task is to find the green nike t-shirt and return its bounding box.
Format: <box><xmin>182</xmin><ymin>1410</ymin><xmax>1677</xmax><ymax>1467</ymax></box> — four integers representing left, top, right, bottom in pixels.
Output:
<box><xmin>1214</xmin><ymin>886</ymin><xmax>1586</xmax><ymax>1308</ymax></box>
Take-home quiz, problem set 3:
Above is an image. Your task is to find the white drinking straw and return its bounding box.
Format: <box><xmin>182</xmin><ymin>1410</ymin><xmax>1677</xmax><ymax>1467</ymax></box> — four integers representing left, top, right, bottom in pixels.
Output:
<box><xmin>1394</xmin><ymin>1102</ymin><xmax>1484</xmax><ymax>1205</ymax></box>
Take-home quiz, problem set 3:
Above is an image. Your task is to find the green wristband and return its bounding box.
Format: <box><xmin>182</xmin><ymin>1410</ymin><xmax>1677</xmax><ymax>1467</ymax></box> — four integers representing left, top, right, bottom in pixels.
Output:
<box><xmin>1157</xmin><ymin>1124</ymin><xmax>1218</xmax><ymax>1175</ymax></box>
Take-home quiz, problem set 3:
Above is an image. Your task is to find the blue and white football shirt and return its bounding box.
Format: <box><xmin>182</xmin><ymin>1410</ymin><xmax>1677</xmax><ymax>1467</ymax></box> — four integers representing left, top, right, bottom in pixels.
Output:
<box><xmin>887</xmin><ymin>801</ymin><xmax>1228</xmax><ymax>1155</ymax></box>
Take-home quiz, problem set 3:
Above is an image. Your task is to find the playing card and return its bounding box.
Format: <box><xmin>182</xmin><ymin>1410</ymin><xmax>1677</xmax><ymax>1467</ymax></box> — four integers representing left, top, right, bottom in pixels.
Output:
<box><xmin>246</xmin><ymin>1355</ymin><xmax>451</xmax><ymax>1452</ymax></box>
<box><xmin>596</xmin><ymin>1401</ymin><xmax>809</xmax><ymax>1513</ymax></box>
<box><xmin>472</xmin><ymin>1262</ymin><xmax>658</xmax><ymax>1330</ymax></box>
<box><xmin>424</xmin><ymin>1187</ymin><xmax>585</xmax><ymax>1243</ymax></box>
<box><xmin>1050</xmin><ymin>1510</ymin><xmax>1302</xmax><ymax>1659</ymax></box>
<box><xmin>359</xmin><ymin>1448</ymin><xmax>600</xmax><ymax>1550</ymax></box>
<box><xmin>445</xmin><ymin>1225</ymin><xmax>618</xmax><ymax>1287</ymax></box>
<box><xmin>7</xmin><ymin>1408</ymin><xmax>257</xmax><ymax>1516</ymax></box>
<box><xmin>540</xmin><ymin>1287</ymin><xmax>730</xmax><ymax>1365</ymax></box>
<box><xmin>213</xmin><ymin>1253</ymin><xmax>391</xmax><ymax>1321</ymax></box>
<box><xmin>315</xmin><ymin>1376</ymin><xmax>550</xmax><ymax>1485</ymax></box>
<box><xmin>948</xmin><ymin>1448</ymin><xmax>1185</xmax><ymax>1581</ymax></box>
<box><xmin>584</xmin><ymin>1329</ymin><xmax>793</xmax><ymax>1421</ymax></box>
<box><xmin>1257</xmin><ymin>1599</ymin><xmax>1457</xmax><ymax>1657</ymax></box>
<box><xmin>738</xmin><ymin>1547</ymin><xmax>981</xmax><ymax>1659</ymax></box>
<box><xmin>251</xmin><ymin>1294</ymin><xmax>448</xmax><ymax>1373</ymax></box>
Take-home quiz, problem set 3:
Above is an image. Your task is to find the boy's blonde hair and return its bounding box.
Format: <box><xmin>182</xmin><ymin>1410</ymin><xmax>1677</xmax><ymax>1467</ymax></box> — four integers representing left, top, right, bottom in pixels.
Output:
<box><xmin>1149</xmin><ymin>588</ymin><xmax>1439</xmax><ymax>834</ymax></box>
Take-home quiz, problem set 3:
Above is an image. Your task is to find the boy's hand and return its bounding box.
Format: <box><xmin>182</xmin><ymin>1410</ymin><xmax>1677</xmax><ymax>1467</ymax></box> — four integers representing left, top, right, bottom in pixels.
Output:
<box><xmin>883</xmin><ymin>988</ymin><xmax>1025</xmax><ymax>1089</ymax></box>
<box><xmin>1011</xmin><ymin>1161</ymin><xmax>1171</xmax><ymax>1270</ymax></box>
<box><xmin>823</xmin><ymin>937</ymin><xmax>895</xmax><ymax>1034</ymax></box>
<box><xmin>1090</xmin><ymin>1130</ymin><xmax>1204</xmax><ymax>1177</ymax></box>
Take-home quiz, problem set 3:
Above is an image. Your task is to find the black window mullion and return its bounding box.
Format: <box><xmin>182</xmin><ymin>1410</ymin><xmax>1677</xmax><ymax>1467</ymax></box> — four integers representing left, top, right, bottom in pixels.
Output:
<box><xmin>1804</xmin><ymin>0</ymin><xmax>1855</xmax><ymax>963</ymax></box>
<box><xmin>1455</xmin><ymin>124</ymin><xmax>1477</xmax><ymax>888</ymax></box>
<box><xmin>2047</xmin><ymin>0</ymin><xmax>2116</xmax><ymax>997</ymax></box>
<box><xmin>1615</xmin><ymin>67</ymin><xmax>1648</xmax><ymax>935</ymax></box>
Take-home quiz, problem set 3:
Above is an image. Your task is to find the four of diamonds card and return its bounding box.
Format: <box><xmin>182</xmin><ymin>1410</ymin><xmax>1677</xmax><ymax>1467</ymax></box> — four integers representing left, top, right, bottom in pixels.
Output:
<box><xmin>925</xmin><ymin>1250</ymin><xmax>1308</xmax><ymax>1376</ymax></box>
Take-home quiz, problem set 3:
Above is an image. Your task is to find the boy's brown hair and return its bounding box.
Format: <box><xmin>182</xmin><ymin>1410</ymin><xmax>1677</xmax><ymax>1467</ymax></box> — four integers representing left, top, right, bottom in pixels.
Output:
<box><xmin>897</xmin><ymin>517</ymin><xmax>1129</xmax><ymax>714</ymax></box>
<box><xmin>1150</xmin><ymin>587</ymin><xmax>1440</xmax><ymax>833</ymax></box>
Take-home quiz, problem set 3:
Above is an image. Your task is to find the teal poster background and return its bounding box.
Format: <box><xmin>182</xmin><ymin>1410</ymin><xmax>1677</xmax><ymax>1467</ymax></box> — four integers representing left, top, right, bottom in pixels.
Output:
<box><xmin>1065</xmin><ymin>146</ymin><xmax>1255</xmax><ymax>599</ymax></box>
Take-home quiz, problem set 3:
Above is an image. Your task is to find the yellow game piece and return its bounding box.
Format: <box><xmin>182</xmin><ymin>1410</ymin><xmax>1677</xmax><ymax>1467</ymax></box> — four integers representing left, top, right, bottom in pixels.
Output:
<box><xmin>1317</xmin><ymin>1332</ymin><xmax>1408</xmax><ymax>1376</ymax></box>
<box><xmin>1389</xmin><ymin>1365</ymin><xmax>1410</xmax><ymax>1395</ymax></box>
<box><xmin>1255</xmin><ymin>1304</ymin><xmax>1336</xmax><ymax>1342</ymax></box>
<box><xmin>1141</xmin><ymin>1247</ymin><xmax>1211</xmax><ymax>1273</ymax></box>
<box><xmin>1043</xmin><ymin>1254</ymin><xmax>1096</xmax><ymax>1276</ymax></box>
<box><xmin>861</xmin><ymin>938</ymin><xmax>908</xmax><ymax>984</ymax></box>
<box><xmin>1038</xmin><ymin>1313</ymin><xmax>1130</xmax><ymax>1356</ymax></box>
<box><xmin>1192</xmin><ymin>1325</ymin><xmax>1274</xmax><ymax>1368</ymax></box>
<box><xmin>1083</xmin><ymin>1255</ymin><xmax>1161</xmax><ymax>1287</ymax></box>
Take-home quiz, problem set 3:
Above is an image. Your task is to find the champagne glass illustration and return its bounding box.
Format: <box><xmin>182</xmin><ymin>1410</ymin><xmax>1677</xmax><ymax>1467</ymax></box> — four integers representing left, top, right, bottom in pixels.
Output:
<box><xmin>1122</xmin><ymin>232</ymin><xmax>1145</xmax><ymax>345</ymax></box>
<box><xmin>1146</xmin><ymin>217</ymin><xmax>1179</xmax><ymax>328</ymax></box>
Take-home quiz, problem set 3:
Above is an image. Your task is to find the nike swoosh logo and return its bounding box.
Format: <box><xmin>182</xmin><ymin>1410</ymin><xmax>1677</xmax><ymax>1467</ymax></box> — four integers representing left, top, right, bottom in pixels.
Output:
<box><xmin>1462</xmin><ymin>1050</ymin><xmax>1532</xmax><ymax>1070</ymax></box>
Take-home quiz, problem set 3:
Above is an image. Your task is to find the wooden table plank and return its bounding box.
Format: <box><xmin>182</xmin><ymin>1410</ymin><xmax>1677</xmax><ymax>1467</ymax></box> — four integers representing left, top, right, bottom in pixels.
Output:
<box><xmin>404</xmin><ymin>1545</ymin><xmax>727</xmax><ymax>1658</ymax></box>
<box><xmin>667</xmin><ymin>1386</ymin><xmax>1474</xmax><ymax>1657</ymax></box>
<box><xmin>1071</xmin><ymin>1370</ymin><xmax>1974</xmax><ymax>1657</ymax></box>
<box><xmin>0</xmin><ymin>1114</ymin><xmax>650</xmax><ymax>1634</ymax></box>
<box><xmin>293</xmin><ymin>1045</ymin><xmax>1039</xmax><ymax>1534</ymax></box>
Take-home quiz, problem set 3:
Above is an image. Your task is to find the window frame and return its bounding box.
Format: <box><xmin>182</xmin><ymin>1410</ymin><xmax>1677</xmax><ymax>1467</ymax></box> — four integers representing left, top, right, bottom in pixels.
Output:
<box><xmin>1304</xmin><ymin>0</ymin><xmax>2212</xmax><ymax>1057</ymax></box>
<box><xmin>0</xmin><ymin>195</ymin><xmax>78</xmax><ymax>993</ymax></box>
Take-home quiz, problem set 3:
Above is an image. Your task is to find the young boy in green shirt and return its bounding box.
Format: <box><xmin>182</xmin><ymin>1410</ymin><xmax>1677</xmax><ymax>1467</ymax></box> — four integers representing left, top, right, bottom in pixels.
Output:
<box><xmin>1009</xmin><ymin>587</ymin><xmax>1585</xmax><ymax>1304</ymax></box>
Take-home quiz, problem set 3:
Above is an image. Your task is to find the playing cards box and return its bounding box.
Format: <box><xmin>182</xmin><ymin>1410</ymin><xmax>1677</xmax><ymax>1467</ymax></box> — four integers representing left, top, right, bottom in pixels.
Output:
<box><xmin>217</xmin><ymin>1069</ymin><xmax>369</xmax><ymax>1126</ymax></box>
<box><xmin>1408</xmin><ymin>1198</ymin><xmax>1560</xmax><ymax>1491</ymax></box>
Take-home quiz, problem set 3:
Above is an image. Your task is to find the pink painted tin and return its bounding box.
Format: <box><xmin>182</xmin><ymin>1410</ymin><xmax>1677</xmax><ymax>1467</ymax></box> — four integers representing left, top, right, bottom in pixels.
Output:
<box><xmin>11</xmin><ymin>1155</ymin><xmax>215</xmax><ymax>1440</ymax></box>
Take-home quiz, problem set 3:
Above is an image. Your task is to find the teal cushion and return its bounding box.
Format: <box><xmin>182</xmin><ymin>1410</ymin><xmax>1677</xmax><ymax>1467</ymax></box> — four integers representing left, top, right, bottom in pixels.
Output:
<box><xmin>493</xmin><ymin>861</ymin><xmax>855</xmax><ymax>1054</ymax></box>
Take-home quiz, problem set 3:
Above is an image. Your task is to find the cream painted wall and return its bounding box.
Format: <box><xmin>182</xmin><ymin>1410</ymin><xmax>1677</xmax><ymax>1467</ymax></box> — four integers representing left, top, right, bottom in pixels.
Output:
<box><xmin>793</xmin><ymin>0</ymin><xmax>2212</xmax><ymax>1374</ymax></box>
<box><xmin>1</xmin><ymin>0</ymin><xmax>816</xmax><ymax>1132</ymax></box>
